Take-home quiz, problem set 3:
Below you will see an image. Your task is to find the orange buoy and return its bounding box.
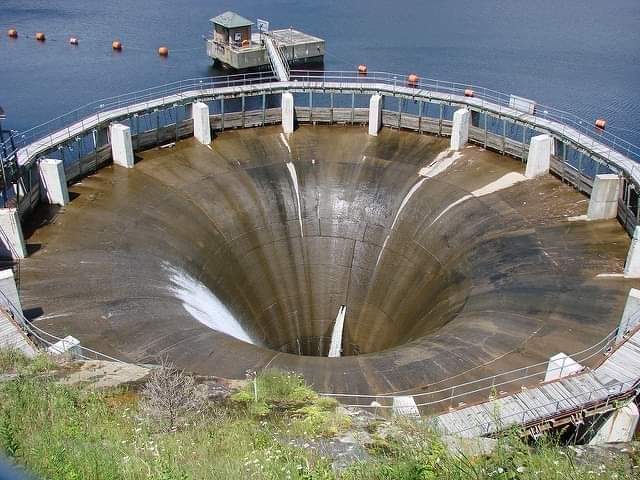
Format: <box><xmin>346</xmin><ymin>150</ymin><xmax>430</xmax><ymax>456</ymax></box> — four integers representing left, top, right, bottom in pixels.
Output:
<box><xmin>69</xmin><ymin>37</ymin><xmax>79</xmax><ymax>45</ymax></box>
<box><xmin>407</xmin><ymin>73</ymin><xmax>419</xmax><ymax>87</ymax></box>
<box><xmin>241</xmin><ymin>39</ymin><xmax>250</xmax><ymax>48</ymax></box>
<box><xmin>35</xmin><ymin>32</ymin><xmax>46</xmax><ymax>42</ymax></box>
<box><xmin>7</xmin><ymin>28</ymin><xmax>18</xmax><ymax>38</ymax></box>
<box><xmin>464</xmin><ymin>89</ymin><xmax>474</xmax><ymax>97</ymax></box>
<box><xmin>358</xmin><ymin>64</ymin><xmax>368</xmax><ymax>75</ymax></box>
<box><xmin>158</xmin><ymin>46</ymin><xmax>169</xmax><ymax>56</ymax></box>
<box><xmin>112</xmin><ymin>40</ymin><xmax>122</xmax><ymax>51</ymax></box>
<box><xmin>595</xmin><ymin>119</ymin><xmax>607</xmax><ymax>130</ymax></box>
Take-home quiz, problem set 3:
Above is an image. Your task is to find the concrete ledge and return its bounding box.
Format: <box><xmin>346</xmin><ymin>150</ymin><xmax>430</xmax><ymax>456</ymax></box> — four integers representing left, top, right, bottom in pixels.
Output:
<box><xmin>450</xmin><ymin>109</ymin><xmax>470</xmax><ymax>150</ymax></box>
<box><xmin>544</xmin><ymin>353</ymin><xmax>583</xmax><ymax>382</ymax></box>
<box><xmin>624</xmin><ymin>227</ymin><xmax>640</xmax><ymax>278</ymax></box>
<box><xmin>368</xmin><ymin>94</ymin><xmax>382</xmax><ymax>136</ymax></box>
<box><xmin>109</xmin><ymin>124</ymin><xmax>134</xmax><ymax>168</ymax></box>
<box><xmin>0</xmin><ymin>208</ymin><xmax>26</xmax><ymax>259</ymax></box>
<box><xmin>192</xmin><ymin>102</ymin><xmax>211</xmax><ymax>145</ymax></box>
<box><xmin>586</xmin><ymin>174</ymin><xmax>620</xmax><ymax>220</ymax></box>
<box><xmin>47</xmin><ymin>335</ymin><xmax>81</xmax><ymax>358</ymax></box>
<box><xmin>38</xmin><ymin>158</ymin><xmax>70</xmax><ymax>206</ymax></box>
<box><xmin>616</xmin><ymin>288</ymin><xmax>640</xmax><ymax>342</ymax></box>
<box><xmin>393</xmin><ymin>396</ymin><xmax>420</xmax><ymax>417</ymax></box>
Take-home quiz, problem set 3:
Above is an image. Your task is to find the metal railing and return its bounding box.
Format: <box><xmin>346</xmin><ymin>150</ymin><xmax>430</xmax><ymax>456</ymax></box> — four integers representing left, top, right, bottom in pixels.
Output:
<box><xmin>0</xmin><ymin>289</ymin><xmax>126</xmax><ymax>364</ymax></box>
<box><xmin>447</xmin><ymin>378</ymin><xmax>640</xmax><ymax>437</ymax></box>
<box><xmin>0</xmin><ymin>72</ymin><xmax>278</xmax><ymax>170</ymax></box>
<box><xmin>289</xmin><ymin>70</ymin><xmax>640</xmax><ymax>165</ymax></box>
<box><xmin>318</xmin><ymin>326</ymin><xmax>623</xmax><ymax>411</ymax></box>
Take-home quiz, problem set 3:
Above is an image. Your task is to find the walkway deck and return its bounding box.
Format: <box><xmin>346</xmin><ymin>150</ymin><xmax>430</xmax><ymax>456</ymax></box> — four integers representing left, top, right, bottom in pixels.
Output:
<box><xmin>434</xmin><ymin>328</ymin><xmax>640</xmax><ymax>438</ymax></box>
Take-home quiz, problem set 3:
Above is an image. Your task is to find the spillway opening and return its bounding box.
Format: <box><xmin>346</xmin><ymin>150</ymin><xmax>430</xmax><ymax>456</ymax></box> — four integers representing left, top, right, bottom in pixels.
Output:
<box><xmin>276</xmin><ymin>336</ymin><xmax>362</xmax><ymax>357</ymax></box>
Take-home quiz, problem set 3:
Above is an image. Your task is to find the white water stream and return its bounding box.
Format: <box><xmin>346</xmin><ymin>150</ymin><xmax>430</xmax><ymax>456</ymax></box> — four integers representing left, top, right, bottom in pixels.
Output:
<box><xmin>328</xmin><ymin>305</ymin><xmax>347</xmax><ymax>358</ymax></box>
<box><xmin>163</xmin><ymin>263</ymin><xmax>254</xmax><ymax>345</ymax></box>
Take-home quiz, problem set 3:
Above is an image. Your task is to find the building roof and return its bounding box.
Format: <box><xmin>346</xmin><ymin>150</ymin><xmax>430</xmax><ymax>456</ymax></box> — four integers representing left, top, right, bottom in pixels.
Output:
<box><xmin>210</xmin><ymin>11</ymin><xmax>254</xmax><ymax>29</ymax></box>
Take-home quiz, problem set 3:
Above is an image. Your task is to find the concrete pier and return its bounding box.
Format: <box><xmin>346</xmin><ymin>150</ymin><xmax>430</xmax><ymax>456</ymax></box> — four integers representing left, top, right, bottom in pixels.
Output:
<box><xmin>368</xmin><ymin>94</ymin><xmax>382</xmax><ymax>136</ymax></box>
<box><xmin>109</xmin><ymin>124</ymin><xmax>134</xmax><ymax>168</ymax></box>
<box><xmin>450</xmin><ymin>108</ymin><xmax>470</xmax><ymax>150</ymax></box>
<box><xmin>38</xmin><ymin>158</ymin><xmax>69</xmax><ymax>206</ymax></box>
<box><xmin>589</xmin><ymin>401</ymin><xmax>639</xmax><ymax>445</ymax></box>
<box><xmin>392</xmin><ymin>396</ymin><xmax>420</xmax><ymax>417</ymax></box>
<box><xmin>586</xmin><ymin>174</ymin><xmax>620</xmax><ymax>220</ymax></box>
<box><xmin>0</xmin><ymin>269</ymin><xmax>22</xmax><ymax>312</ymax></box>
<box><xmin>624</xmin><ymin>226</ymin><xmax>640</xmax><ymax>278</ymax></box>
<box><xmin>524</xmin><ymin>134</ymin><xmax>552</xmax><ymax>178</ymax></box>
<box><xmin>192</xmin><ymin>102</ymin><xmax>211</xmax><ymax>145</ymax></box>
<box><xmin>616</xmin><ymin>288</ymin><xmax>640</xmax><ymax>343</ymax></box>
<box><xmin>47</xmin><ymin>335</ymin><xmax>81</xmax><ymax>358</ymax></box>
<box><xmin>0</xmin><ymin>208</ymin><xmax>26</xmax><ymax>259</ymax></box>
<box><xmin>0</xmin><ymin>269</ymin><xmax>35</xmax><ymax>356</ymax></box>
<box><xmin>544</xmin><ymin>352</ymin><xmax>583</xmax><ymax>382</ymax></box>
<box><xmin>282</xmin><ymin>93</ymin><xmax>294</xmax><ymax>134</ymax></box>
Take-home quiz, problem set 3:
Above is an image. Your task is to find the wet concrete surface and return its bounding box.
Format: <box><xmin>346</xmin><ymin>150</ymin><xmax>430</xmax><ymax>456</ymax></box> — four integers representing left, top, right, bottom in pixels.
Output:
<box><xmin>18</xmin><ymin>125</ymin><xmax>640</xmax><ymax>395</ymax></box>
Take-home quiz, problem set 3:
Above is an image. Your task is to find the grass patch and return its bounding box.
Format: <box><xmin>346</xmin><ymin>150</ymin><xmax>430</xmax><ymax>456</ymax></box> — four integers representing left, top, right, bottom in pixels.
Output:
<box><xmin>0</xmin><ymin>351</ymin><xmax>636</xmax><ymax>479</ymax></box>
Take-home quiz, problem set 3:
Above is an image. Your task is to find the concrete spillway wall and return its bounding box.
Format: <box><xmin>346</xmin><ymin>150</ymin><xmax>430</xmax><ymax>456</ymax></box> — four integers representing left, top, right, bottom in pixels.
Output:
<box><xmin>3</xmin><ymin>72</ymin><xmax>638</xmax><ymax>239</ymax></box>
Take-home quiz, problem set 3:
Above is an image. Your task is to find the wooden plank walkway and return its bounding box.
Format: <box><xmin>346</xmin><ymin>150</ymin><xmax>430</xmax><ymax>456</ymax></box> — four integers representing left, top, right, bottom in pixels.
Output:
<box><xmin>434</xmin><ymin>329</ymin><xmax>640</xmax><ymax>438</ymax></box>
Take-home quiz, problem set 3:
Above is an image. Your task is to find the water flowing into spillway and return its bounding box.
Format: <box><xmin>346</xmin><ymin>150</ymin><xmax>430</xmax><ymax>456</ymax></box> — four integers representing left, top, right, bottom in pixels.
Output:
<box><xmin>328</xmin><ymin>305</ymin><xmax>347</xmax><ymax>358</ymax></box>
<box><xmin>163</xmin><ymin>263</ymin><xmax>255</xmax><ymax>344</ymax></box>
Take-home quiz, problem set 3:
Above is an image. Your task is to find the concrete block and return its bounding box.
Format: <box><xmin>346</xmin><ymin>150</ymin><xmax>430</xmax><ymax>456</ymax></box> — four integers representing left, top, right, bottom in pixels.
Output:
<box><xmin>589</xmin><ymin>401</ymin><xmax>639</xmax><ymax>445</ymax></box>
<box><xmin>192</xmin><ymin>102</ymin><xmax>211</xmax><ymax>145</ymax></box>
<box><xmin>544</xmin><ymin>352</ymin><xmax>583</xmax><ymax>382</ymax></box>
<box><xmin>450</xmin><ymin>108</ymin><xmax>470</xmax><ymax>150</ymax></box>
<box><xmin>587</xmin><ymin>174</ymin><xmax>620</xmax><ymax>220</ymax></box>
<box><xmin>624</xmin><ymin>226</ymin><xmax>640</xmax><ymax>278</ymax></box>
<box><xmin>282</xmin><ymin>92</ymin><xmax>294</xmax><ymax>134</ymax></box>
<box><xmin>616</xmin><ymin>288</ymin><xmax>640</xmax><ymax>342</ymax></box>
<box><xmin>525</xmin><ymin>134</ymin><xmax>552</xmax><ymax>178</ymax></box>
<box><xmin>392</xmin><ymin>396</ymin><xmax>420</xmax><ymax>418</ymax></box>
<box><xmin>47</xmin><ymin>335</ymin><xmax>81</xmax><ymax>358</ymax></box>
<box><xmin>38</xmin><ymin>158</ymin><xmax>69</xmax><ymax>206</ymax></box>
<box><xmin>368</xmin><ymin>94</ymin><xmax>383</xmax><ymax>136</ymax></box>
<box><xmin>0</xmin><ymin>208</ymin><xmax>26</xmax><ymax>259</ymax></box>
<box><xmin>109</xmin><ymin>123</ymin><xmax>134</xmax><ymax>168</ymax></box>
<box><xmin>0</xmin><ymin>269</ymin><xmax>22</xmax><ymax>313</ymax></box>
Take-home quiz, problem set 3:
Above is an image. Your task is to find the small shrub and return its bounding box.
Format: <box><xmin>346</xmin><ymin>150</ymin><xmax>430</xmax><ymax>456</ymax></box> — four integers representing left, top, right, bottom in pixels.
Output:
<box><xmin>140</xmin><ymin>358</ymin><xmax>201</xmax><ymax>432</ymax></box>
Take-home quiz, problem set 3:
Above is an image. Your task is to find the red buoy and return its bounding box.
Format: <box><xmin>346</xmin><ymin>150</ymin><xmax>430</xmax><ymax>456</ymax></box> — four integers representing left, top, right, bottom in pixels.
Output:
<box><xmin>407</xmin><ymin>73</ymin><xmax>419</xmax><ymax>87</ymax></box>
<box><xmin>158</xmin><ymin>46</ymin><xmax>169</xmax><ymax>56</ymax></box>
<box><xmin>595</xmin><ymin>119</ymin><xmax>606</xmax><ymax>130</ymax></box>
<box><xmin>35</xmin><ymin>32</ymin><xmax>46</xmax><ymax>42</ymax></box>
<box><xmin>7</xmin><ymin>28</ymin><xmax>18</xmax><ymax>38</ymax></box>
<box><xmin>69</xmin><ymin>37</ymin><xmax>79</xmax><ymax>45</ymax></box>
<box><xmin>112</xmin><ymin>40</ymin><xmax>122</xmax><ymax>51</ymax></box>
<box><xmin>464</xmin><ymin>89</ymin><xmax>474</xmax><ymax>97</ymax></box>
<box><xmin>358</xmin><ymin>64</ymin><xmax>368</xmax><ymax>75</ymax></box>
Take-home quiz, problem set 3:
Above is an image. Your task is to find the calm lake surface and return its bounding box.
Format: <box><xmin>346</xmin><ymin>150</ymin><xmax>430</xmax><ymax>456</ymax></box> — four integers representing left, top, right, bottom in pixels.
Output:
<box><xmin>1</xmin><ymin>0</ymin><xmax>639</xmax><ymax>145</ymax></box>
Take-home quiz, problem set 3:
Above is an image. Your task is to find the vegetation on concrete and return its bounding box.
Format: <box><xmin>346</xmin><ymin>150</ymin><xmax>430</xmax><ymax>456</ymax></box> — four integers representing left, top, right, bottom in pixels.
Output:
<box><xmin>0</xmin><ymin>349</ymin><xmax>637</xmax><ymax>479</ymax></box>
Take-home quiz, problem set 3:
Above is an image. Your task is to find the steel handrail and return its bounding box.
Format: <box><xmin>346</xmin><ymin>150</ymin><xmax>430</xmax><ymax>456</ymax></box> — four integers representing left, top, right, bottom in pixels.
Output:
<box><xmin>320</xmin><ymin>327</ymin><xmax>620</xmax><ymax>403</ymax></box>
<box><xmin>0</xmin><ymin>289</ymin><xmax>126</xmax><ymax>364</ymax></box>
<box><xmin>3</xmin><ymin>71</ymin><xmax>638</xmax><ymax>167</ymax></box>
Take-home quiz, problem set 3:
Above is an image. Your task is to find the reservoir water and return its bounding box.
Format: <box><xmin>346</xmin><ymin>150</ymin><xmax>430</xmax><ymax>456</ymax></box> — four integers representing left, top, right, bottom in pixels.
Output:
<box><xmin>1</xmin><ymin>0</ymin><xmax>639</xmax><ymax>146</ymax></box>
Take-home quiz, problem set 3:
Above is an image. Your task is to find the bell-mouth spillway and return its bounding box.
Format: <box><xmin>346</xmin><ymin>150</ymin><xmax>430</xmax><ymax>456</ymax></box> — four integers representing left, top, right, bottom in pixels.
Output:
<box><xmin>17</xmin><ymin>124</ymin><xmax>639</xmax><ymax>394</ymax></box>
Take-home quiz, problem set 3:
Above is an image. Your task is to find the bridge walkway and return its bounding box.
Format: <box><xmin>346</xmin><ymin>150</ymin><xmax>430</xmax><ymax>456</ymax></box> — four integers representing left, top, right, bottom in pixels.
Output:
<box><xmin>434</xmin><ymin>328</ymin><xmax>640</xmax><ymax>438</ymax></box>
